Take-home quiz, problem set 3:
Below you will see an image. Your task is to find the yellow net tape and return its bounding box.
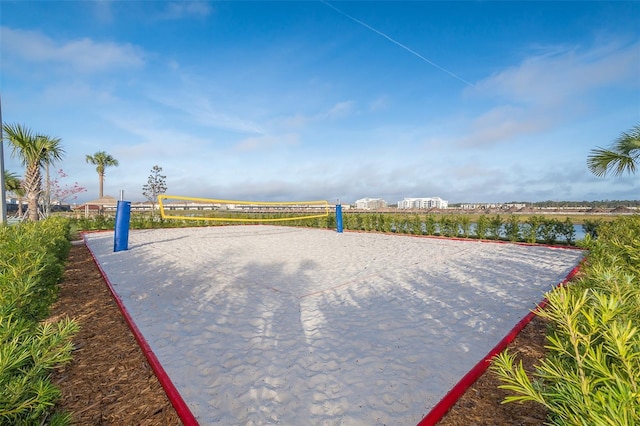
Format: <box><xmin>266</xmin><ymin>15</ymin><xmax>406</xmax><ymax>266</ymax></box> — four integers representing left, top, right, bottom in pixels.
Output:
<box><xmin>158</xmin><ymin>195</ymin><xmax>330</xmax><ymax>222</ymax></box>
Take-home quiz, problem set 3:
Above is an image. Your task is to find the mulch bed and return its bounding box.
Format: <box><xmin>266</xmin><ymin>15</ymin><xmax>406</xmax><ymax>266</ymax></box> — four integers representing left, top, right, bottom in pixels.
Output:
<box><xmin>51</xmin><ymin>242</ymin><xmax>548</xmax><ymax>425</ymax></box>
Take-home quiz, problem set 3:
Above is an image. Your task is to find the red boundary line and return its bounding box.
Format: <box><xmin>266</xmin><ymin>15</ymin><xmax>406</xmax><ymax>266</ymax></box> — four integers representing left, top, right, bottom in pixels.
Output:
<box><xmin>81</xmin><ymin>232</ymin><xmax>199</xmax><ymax>426</ymax></box>
<box><xmin>417</xmin><ymin>261</ymin><xmax>583</xmax><ymax>426</ymax></box>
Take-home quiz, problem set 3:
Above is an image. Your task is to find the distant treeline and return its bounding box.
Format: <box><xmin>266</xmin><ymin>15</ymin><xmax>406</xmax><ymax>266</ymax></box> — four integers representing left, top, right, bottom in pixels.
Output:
<box><xmin>449</xmin><ymin>200</ymin><xmax>640</xmax><ymax>208</ymax></box>
<box><xmin>516</xmin><ymin>200</ymin><xmax>640</xmax><ymax>208</ymax></box>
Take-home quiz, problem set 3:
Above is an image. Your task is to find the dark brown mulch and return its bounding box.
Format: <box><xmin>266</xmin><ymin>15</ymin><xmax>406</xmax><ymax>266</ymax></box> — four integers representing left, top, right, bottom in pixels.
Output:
<box><xmin>51</xmin><ymin>242</ymin><xmax>548</xmax><ymax>425</ymax></box>
<box><xmin>438</xmin><ymin>315</ymin><xmax>549</xmax><ymax>425</ymax></box>
<box><xmin>50</xmin><ymin>243</ymin><xmax>181</xmax><ymax>425</ymax></box>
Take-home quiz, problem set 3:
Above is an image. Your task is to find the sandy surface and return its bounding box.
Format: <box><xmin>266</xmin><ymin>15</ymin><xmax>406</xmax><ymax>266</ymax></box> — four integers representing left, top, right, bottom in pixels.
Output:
<box><xmin>84</xmin><ymin>226</ymin><xmax>584</xmax><ymax>425</ymax></box>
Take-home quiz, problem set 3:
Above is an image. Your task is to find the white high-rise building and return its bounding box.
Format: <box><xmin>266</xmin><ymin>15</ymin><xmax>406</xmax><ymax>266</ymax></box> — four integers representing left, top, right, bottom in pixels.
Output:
<box><xmin>397</xmin><ymin>197</ymin><xmax>448</xmax><ymax>209</ymax></box>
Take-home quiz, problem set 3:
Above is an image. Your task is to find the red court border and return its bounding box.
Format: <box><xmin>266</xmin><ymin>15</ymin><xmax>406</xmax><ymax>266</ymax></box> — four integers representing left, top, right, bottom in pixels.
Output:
<box><xmin>417</xmin><ymin>260</ymin><xmax>583</xmax><ymax>425</ymax></box>
<box><xmin>82</xmin><ymin>232</ymin><xmax>200</xmax><ymax>426</ymax></box>
<box><xmin>83</xmin><ymin>228</ymin><xmax>585</xmax><ymax>426</ymax></box>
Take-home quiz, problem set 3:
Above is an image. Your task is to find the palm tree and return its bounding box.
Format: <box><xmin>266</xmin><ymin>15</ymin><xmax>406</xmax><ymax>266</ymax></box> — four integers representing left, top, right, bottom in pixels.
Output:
<box><xmin>85</xmin><ymin>151</ymin><xmax>119</xmax><ymax>198</ymax></box>
<box><xmin>3</xmin><ymin>123</ymin><xmax>65</xmax><ymax>221</ymax></box>
<box><xmin>587</xmin><ymin>124</ymin><xmax>640</xmax><ymax>177</ymax></box>
<box><xmin>3</xmin><ymin>170</ymin><xmax>25</xmax><ymax>217</ymax></box>
<box><xmin>3</xmin><ymin>170</ymin><xmax>21</xmax><ymax>192</ymax></box>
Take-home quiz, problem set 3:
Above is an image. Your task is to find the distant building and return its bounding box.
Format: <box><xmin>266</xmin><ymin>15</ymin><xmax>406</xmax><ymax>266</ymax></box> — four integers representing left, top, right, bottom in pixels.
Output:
<box><xmin>355</xmin><ymin>197</ymin><xmax>388</xmax><ymax>210</ymax></box>
<box><xmin>397</xmin><ymin>197</ymin><xmax>448</xmax><ymax>209</ymax></box>
<box><xmin>458</xmin><ymin>202</ymin><xmax>526</xmax><ymax>210</ymax></box>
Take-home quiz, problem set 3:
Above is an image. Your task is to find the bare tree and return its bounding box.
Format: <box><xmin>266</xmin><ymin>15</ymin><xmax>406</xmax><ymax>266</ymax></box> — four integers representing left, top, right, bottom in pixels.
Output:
<box><xmin>142</xmin><ymin>165</ymin><xmax>167</xmax><ymax>216</ymax></box>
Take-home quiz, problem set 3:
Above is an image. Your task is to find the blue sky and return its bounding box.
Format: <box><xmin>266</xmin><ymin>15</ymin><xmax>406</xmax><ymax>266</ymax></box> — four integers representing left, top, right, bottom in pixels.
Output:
<box><xmin>1</xmin><ymin>1</ymin><xmax>639</xmax><ymax>205</ymax></box>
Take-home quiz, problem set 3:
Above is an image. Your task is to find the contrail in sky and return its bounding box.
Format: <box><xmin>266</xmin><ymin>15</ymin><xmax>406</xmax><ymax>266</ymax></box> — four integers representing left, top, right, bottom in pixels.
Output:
<box><xmin>321</xmin><ymin>1</ymin><xmax>475</xmax><ymax>88</ymax></box>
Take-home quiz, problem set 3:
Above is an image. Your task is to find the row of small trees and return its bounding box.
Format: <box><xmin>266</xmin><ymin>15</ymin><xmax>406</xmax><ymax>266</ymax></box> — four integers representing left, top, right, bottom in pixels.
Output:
<box><xmin>337</xmin><ymin>213</ymin><xmax>578</xmax><ymax>244</ymax></box>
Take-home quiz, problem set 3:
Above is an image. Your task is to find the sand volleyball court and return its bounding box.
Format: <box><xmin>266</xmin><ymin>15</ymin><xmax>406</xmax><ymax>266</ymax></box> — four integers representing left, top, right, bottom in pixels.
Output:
<box><xmin>84</xmin><ymin>225</ymin><xmax>584</xmax><ymax>425</ymax></box>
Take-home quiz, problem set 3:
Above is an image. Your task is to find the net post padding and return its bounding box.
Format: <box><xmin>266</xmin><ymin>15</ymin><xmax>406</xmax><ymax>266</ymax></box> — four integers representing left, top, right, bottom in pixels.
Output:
<box><xmin>158</xmin><ymin>195</ymin><xmax>330</xmax><ymax>223</ymax></box>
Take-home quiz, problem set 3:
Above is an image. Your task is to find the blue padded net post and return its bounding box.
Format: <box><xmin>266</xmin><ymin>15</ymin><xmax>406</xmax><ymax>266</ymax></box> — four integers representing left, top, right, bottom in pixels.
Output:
<box><xmin>114</xmin><ymin>200</ymin><xmax>131</xmax><ymax>252</ymax></box>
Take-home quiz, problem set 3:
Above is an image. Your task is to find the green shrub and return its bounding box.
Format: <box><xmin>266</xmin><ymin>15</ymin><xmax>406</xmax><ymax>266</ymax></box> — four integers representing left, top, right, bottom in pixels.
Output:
<box><xmin>538</xmin><ymin>218</ymin><xmax>559</xmax><ymax>245</ymax></box>
<box><xmin>0</xmin><ymin>315</ymin><xmax>78</xmax><ymax>424</ymax></box>
<box><xmin>411</xmin><ymin>214</ymin><xmax>423</xmax><ymax>235</ymax></box>
<box><xmin>440</xmin><ymin>215</ymin><xmax>458</xmax><ymax>238</ymax></box>
<box><xmin>582</xmin><ymin>219</ymin><xmax>604</xmax><ymax>239</ymax></box>
<box><xmin>0</xmin><ymin>219</ymin><xmax>70</xmax><ymax>321</ymax></box>
<box><xmin>475</xmin><ymin>215</ymin><xmax>489</xmax><ymax>239</ymax></box>
<box><xmin>522</xmin><ymin>215</ymin><xmax>543</xmax><ymax>243</ymax></box>
<box><xmin>459</xmin><ymin>215</ymin><xmax>471</xmax><ymax>238</ymax></box>
<box><xmin>492</xmin><ymin>215</ymin><xmax>640</xmax><ymax>425</ymax></box>
<box><xmin>0</xmin><ymin>218</ymin><xmax>78</xmax><ymax>424</ymax></box>
<box><xmin>555</xmin><ymin>218</ymin><xmax>576</xmax><ymax>245</ymax></box>
<box><xmin>504</xmin><ymin>216</ymin><xmax>521</xmax><ymax>242</ymax></box>
<box><xmin>487</xmin><ymin>215</ymin><xmax>503</xmax><ymax>240</ymax></box>
<box><xmin>424</xmin><ymin>215</ymin><xmax>436</xmax><ymax>236</ymax></box>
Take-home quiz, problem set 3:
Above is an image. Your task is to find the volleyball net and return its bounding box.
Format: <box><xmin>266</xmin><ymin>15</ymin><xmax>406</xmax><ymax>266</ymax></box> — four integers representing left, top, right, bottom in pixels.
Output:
<box><xmin>158</xmin><ymin>195</ymin><xmax>331</xmax><ymax>223</ymax></box>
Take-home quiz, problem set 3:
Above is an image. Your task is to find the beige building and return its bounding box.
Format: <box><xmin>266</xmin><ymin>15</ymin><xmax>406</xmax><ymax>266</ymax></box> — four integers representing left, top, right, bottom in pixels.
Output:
<box><xmin>397</xmin><ymin>197</ymin><xmax>448</xmax><ymax>209</ymax></box>
<box><xmin>355</xmin><ymin>197</ymin><xmax>388</xmax><ymax>210</ymax></box>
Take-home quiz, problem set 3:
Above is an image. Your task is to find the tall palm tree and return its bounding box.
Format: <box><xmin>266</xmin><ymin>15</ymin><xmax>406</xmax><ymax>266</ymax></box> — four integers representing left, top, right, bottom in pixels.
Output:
<box><xmin>3</xmin><ymin>123</ymin><xmax>64</xmax><ymax>221</ymax></box>
<box><xmin>588</xmin><ymin>124</ymin><xmax>640</xmax><ymax>177</ymax></box>
<box><xmin>85</xmin><ymin>151</ymin><xmax>119</xmax><ymax>199</ymax></box>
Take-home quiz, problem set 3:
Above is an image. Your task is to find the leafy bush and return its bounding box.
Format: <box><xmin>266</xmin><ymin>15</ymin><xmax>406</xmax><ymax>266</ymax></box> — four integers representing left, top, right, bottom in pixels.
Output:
<box><xmin>459</xmin><ymin>215</ymin><xmax>471</xmax><ymax>238</ymax></box>
<box><xmin>487</xmin><ymin>215</ymin><xmax>503</xmax><ymax>240</ymax></box>
<box><xmin>0</xmin><ymin>218</ymin><xmax>78</xmax><ymax>424</ymax></box>
<box><xmin>555</xmin><ymin>218</ymin><xmax>576</xmax><ymax>245</ymax></box>
<box><xmin>424</xmin><ymin>215</ymin><xmax>436</xmax><ymax>236</ymax></box>
<box><xmin>491</xmin><ymin>215</ymin><xmax>640</xmax><ymax>425</ymax></box>
<box><xmin>439</xmin><ymin>215</ymin><xmax>458</xmax><ymax>237</ymax></box>
<box><xmin>522</xmin><ymin>216</ymin><xmax>543</xmax><ymax>243</ymax></box>
<box><xmin>582</xmin><ymin>219</ymin><xmax>604</xmax><ymax>239</ymax></box>
<box><xmin>504</xmin><ymin>216</ymin><xmax>521</xmax><ymax>242</ymax></box>
<box><xmin>475</xmin><ymin>215</ymin><xmax>489</xmax><ymax>239</ymax></box>
<box><xmin>537</xmin><ymin>218</ymin><xmax>559</xmax><ymax>245</ymax></box>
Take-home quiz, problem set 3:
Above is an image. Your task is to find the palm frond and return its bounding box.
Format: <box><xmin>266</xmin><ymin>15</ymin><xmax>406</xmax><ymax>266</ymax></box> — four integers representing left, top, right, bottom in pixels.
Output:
<box><xmin>588</xmin><ymin>124</ymin><xmax>640</xmax><ymax>178</ymax></box>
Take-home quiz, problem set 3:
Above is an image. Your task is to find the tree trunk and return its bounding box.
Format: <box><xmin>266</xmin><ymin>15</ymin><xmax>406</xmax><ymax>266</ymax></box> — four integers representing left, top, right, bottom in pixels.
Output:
<box><xmin>27</xmin><ymin>192</ymin><xmax>39</xmax><ymax>222</ymax></box>
<box><xmin>44</xmin><ymin>162</ymin><xmax>51</xmax><ymax>217</ymax></box>
<box><xmin>24</xmin><ymin>164</ymin><xmax>42</xmax><ymax>222</ymax></box>
<box><xmin>17</xmin><ymin>195</ymin><xmax>24</xmax><ymax>217</ymax></box>
<box><xmin>99</xmin><ymin>173</ymin><xmax>104</xmax><ymax>198</ymax></box>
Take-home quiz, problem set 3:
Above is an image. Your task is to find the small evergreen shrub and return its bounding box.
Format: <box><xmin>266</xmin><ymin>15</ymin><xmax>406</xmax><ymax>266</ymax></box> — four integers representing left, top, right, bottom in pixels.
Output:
<box><xmin>492</xmin><ymin>215</ymin><xmax>640</xmax><ymax>425</ymax></box>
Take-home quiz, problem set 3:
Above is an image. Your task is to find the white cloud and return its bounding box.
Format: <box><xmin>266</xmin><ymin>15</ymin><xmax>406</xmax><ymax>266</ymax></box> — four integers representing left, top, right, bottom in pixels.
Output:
<box><xmin>470</xmin><ymin>40</ymin><xmax>639</xmax><ymax>106</ymax></box>
<box><xmin>322</xmin><ymin>101</ymin><xmax>355</xmax><ymax>120</ymax></box>
<box><xmin>156</xmin><ymin>1</ymin><xmax>213</xmax><ymax>20</ymax></box>
<box><xmin>455</xmin><ymin>105</ymin><xmax>554</xmax><ymax>148</ymax></box>
<box><xmin>234</xmin><ymin>133</ymin><xmax>300</xmax><ymax>152</ymax></box>
<box><xmin>277</xmin><ymin>101</ymin><xmax>355</xmax><ymax>130</ymax></box>
<box><xmin>453</xmin><ymin>40</ymin><xmax>640</xmax><ymax>148</ymax></box>
<box><xmin>0</xmin><ymin>26</ymin><xmax>145</xmax><ymax>72</ymax></box>
<box><xmin>148</xmin><ymin>92</ymin><xmax>265</xmax><ymax>134</ymax></box>
<box><xmin>369</xmin><ymin>96</ymin><xmax>388</xmax><ymax>111</ymax></box>
<box><xmin>41</xmin><ymin>82</ymin><xmax>117</xmax><ymax>104</ymax></box>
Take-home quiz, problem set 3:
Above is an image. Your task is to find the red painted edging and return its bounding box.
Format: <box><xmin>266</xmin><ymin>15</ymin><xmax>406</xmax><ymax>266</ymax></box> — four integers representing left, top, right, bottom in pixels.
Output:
<box><xmin>417</xmin><ymin>262</ymin><xmax>583</xmax><ymax>426</ymax></box>
<box><xmin>82</xmin><ymin>232</ymin><xmax>199</xmax><ymax>426</ymax></box>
